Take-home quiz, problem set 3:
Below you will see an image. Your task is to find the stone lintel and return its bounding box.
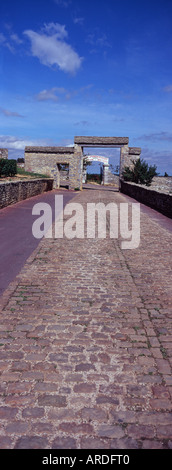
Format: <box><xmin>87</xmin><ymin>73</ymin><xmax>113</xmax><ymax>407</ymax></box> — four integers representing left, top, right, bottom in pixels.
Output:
<box><xmin>25</xmin><ymin>146</ymin><xmax>75</xmax><ymax>154</ymax></box>
<box><xmin>74</xmin><ymin>136</ymin><xmax>129</xmax><ymax>147</ymax></box>
<box><xmin>129</xmin><ymin>147</ymin><xmax>141</xmax><ymax>155</ymax></box>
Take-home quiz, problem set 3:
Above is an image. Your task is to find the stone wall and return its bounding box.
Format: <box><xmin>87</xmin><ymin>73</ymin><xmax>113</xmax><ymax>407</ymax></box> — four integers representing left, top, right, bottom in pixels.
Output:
<box><xmin>0</xmin><ymin>179</ymin><xmax>53</xmax><ymax>209</ymax></box>
<box><xmin>119</xmin><ymin>147</ymin><xmax>141</xmax><ymax>180</ymax></box>
<box><xmin>25</xmin><ymin>138</ymin><xmax>141</xmax><ymax>190</ymax></box>
<box><xmin>148</xmin><ymin>176</ymin><xmax>172</xmax><ymax>194</ymax></box>
<box><xmin>25</xmin><ymin>146</ymin><xmax>82</xmax><ymax>190</ymax></box>
<box><xmin>120</xmin><ymin>180</ymin><xmax>172</xmax><ymax>219</ymax></box>
<box><xmin>0</xmin><ymin>149</ymin><xmax>8</xmax><ymax>159</ymax></box>
<box><xmin>104</xmin><ymin>168</ymin><xmax>119</xmax><ymax>186</ymax></box>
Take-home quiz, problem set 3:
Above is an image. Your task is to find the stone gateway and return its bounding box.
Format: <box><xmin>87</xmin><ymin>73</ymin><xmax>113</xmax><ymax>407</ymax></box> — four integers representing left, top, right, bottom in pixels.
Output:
<box><xmin>25</xmin><ymin>136</ymin><xmax>141</xmax><ymax>190</ymax></box>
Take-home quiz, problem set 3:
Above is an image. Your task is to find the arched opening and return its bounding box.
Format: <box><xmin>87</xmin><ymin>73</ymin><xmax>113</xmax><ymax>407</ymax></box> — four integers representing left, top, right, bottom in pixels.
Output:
<box><xmin>83</xmin><ymin>147</ymin><xmax>120</xmax><ymax>190</ymax></box>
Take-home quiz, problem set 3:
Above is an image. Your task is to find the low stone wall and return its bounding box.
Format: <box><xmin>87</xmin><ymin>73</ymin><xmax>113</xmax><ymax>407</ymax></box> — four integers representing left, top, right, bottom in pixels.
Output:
<box><xmin>120</xmin><ymin>180</ymin><xmax>172</xmax><ymax>219</ymax></box>
<box><xmin>0</xmin><ymin>178</ymin><xmax>53</xmax><ymax>209</ymax></box>
<box><xmin>148</xmin><ymin>176</ymin><xmax>172</xmax><ymax>194</ymax></box>
<box><xmin>106</xmin><ymin>170</ymin><xmax>119</xmax><ymax>186</ymax></box>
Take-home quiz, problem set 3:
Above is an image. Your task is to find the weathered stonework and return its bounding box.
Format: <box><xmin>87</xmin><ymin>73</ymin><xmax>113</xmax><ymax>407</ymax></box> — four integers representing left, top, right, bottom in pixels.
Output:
<box><xmin>105</xmin><ymin>168</ymin><xmax>119</xmax><ymax>186</ymax></box>
<box><xmin>25</xmin><ymin>146</ymin><xmax>83</xmax><ymax>190</ymax></box>
<box><xmin>0</xmin><ymin>179</ymin><xmax>53</xmax><ymax>209</ymax></box>
<box><xmin>121</xmin><ymin>180</ymin><xmax>172</xmax><ymax>218</ymax></box>
<box><xmin>120</xmin><ymin>146</ymin><xmax>141</xmax><ymax>174</ymax></box>
<box><xmin>0</xmin><ymin>148</ymin><xmax>8</xmax><ymax>159</ymax></box>
<box><xmin>25</xmin><ymin>137</ymin><xmax>141</xmax><ymax>190</ymax></box>
<box><xmin>148</xmin><ymin>176</ymin><xmax>172</xmax><ymax>194</ymax></box>
<box><xmin>128</xmin><ymin>147</ymin><xmax>141</xmax><ymax>169</ymax></box>
<box><xmin>74</xmin><ymin>136</ymin><xmax>129</xmax><ymax>147</ymax></box>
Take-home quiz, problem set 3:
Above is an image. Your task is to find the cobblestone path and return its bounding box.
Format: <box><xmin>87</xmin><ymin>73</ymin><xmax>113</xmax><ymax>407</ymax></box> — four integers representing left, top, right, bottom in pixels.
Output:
<box><xmin>0</xmin><ymin>189</ymin><xmax>172</xmax><ymax>449</ymax></box>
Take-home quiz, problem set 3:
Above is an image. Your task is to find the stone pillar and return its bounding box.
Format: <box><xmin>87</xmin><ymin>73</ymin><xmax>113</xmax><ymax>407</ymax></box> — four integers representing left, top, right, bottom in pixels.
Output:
<box><xmin>120</xmin><ymin>145</ymin><xmax>129</xmax><ymax>177</ymax></box>
<box><xmin>128</xmin><ymin>148</ymin><xmax>141</xmax><ymax>169</ymax></box>
<box><xmin>72</xmin><ymin>145</ymin><xmax>83</xmax><ymax>190</ymax></box>
<box><xmin>0</xmin><ymin>149</ymin><xmax>8</xmax><ymax>159</ymax></box>
<box><xmin>119</xmin><ymin>145</ymin><xmax>141</xmax><ymax>190</ymax></box>
<box><xmin>56</xmin><ymin>164</ymin><xmax>60</xmax><ymax>189</ymax></box>
<box><xmin>103</xmin><ymin>163</ymin><xmax>110</xmax><ymax>185</ymax></box>
<box><xmin>82</xmin><ymin>165</ymin><xmax>87</xmax><ymax>183</ymax></box>
<box><xmin>119</xmin><ymin>145</ymin><xmax>129</xmax><ymax>190</ymax></box>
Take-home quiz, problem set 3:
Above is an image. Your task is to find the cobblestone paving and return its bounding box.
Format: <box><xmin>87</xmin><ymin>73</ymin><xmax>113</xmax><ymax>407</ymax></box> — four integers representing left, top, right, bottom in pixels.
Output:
<box><xmin>0</xmin><ymin>189</ymin><xmax>172</xmax><ymax>449</ymax></box>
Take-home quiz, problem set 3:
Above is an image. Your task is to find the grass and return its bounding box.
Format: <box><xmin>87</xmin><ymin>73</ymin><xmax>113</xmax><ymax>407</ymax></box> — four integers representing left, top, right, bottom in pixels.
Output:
<box><xmin>160</xmin><ymin>346</ymin><xmax>168</xmax><ymax>359</ymax></box>
<box><xmin>133</xmin><ymin>326</ymin><xmax>140</xmax><ymax>332</ymax></box>
<box><xmin>0</xmin><ymin>167</ymin><xmax>51</xmax><ymax>182</ymax></box>
<box><xmin>17</xmin><ymin>167</ymin><xmax>51</xmax><ymax>178</ymax></box>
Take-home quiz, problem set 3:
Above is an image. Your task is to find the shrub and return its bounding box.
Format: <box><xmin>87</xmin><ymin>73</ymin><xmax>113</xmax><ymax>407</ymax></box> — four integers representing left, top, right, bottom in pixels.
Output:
<box><xmin>87</xmin><ymin>173</ymin><xmax>101</xmax><ymax>184</ymax></box>
<box><xmin>122</xmin><ymin>158</ymin><xmax>158</xmax><ymax>186</ymax></box>
<box><xmin>0</xmin><ymin>159</ymin><xmax>17</xmax><ymax>177</ymax></box>
<box><xmin>0</xmin><ymin>159</ymin><xmax>5</xmax><ymax>177</ymax></box>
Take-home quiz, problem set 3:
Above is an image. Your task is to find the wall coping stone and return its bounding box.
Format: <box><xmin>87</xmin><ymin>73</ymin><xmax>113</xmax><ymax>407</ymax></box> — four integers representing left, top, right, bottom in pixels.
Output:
<box><xmin>121</xmin><ymin>178</ymin><xmax>172</xmax><ymax>194</ymax></box>
<box><xmin>120</xmin><ymin>180</ymin><xmax>172</xmax><ymax>218</ymax></box>
<box><xmin>25</xmin><ymin>147</ymin><xmax>75</xmax><ymax>154</ymax></box>
<box><xmin>0</xmin><ymin>178</ymin><xmax>54</xmax><ymax>209</ymax></box>
<box><xmin>0</xmin><ymin>178</ymin><xmax>53</xmax><ymax>185</ymax></box>
<box><xmin>129</xmin><ymin>147</ymin><xmax>141</xmax><ymax>155</ymax></box>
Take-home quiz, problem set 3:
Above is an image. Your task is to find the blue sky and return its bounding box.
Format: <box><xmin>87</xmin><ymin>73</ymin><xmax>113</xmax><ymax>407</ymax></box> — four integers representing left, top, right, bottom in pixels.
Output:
<box><xmin>0</xmin><ymin>0</ymin><xmax>172</xmax><ymax>174</ymax></box>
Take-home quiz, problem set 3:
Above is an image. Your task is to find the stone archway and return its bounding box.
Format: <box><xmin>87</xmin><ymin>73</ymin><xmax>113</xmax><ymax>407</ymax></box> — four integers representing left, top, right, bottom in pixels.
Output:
<box><xmin>83</xmin><ymin>154</ymin><xmax>109</xmax><ymax>184</ymax></box>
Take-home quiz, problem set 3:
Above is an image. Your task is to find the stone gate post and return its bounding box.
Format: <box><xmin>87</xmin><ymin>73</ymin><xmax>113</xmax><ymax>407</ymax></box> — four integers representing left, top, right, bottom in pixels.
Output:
<box><xmin>73</xmin><ymin>145</ymin><xmax>83</xmax><ymax>190</ymax></box>
<box><xmin>103</xmin><ymin>163</ymin><xmax>110</xmax><ymax>185</ymax></box>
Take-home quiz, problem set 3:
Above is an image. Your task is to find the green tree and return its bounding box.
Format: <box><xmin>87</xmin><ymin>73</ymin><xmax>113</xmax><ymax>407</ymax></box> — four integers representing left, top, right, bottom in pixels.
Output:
<box><xmin>122</xmin><ymin>158</ymin><xmax>158</xmax><ymax>186</ymax></box>
<box><xmin>109</xmin><ymin>164</ymin><xmax>119</xmax><ymax>175</ymax></box>
<box><xmin>83</xmin><ymin>156</ymin><xmax>92</xmax><ymax>168</ymax></box>
<box><xmin>0</xmin><ymin>159</ymin><xmax>17</xmax><ymax>177</ymax></box>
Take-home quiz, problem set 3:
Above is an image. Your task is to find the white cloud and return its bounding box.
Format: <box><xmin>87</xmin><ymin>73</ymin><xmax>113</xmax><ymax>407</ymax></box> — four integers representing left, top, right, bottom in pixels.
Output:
<box><xmin>5</xmin><ymin>42</ymin><xmax>15</xmax><ymax>53</ymax></box>
<box><xmin>0</xmin><ymin>33</ymin><xmax>6</xmax><ymax>44</ymax></box>
<box><xmin>35</xmin><ymin>84</ymin><xmax>93</xmax><ymax>102</ymax></box>
<box><xmin>0</xmin><ymin>135</ymin><xmax>34</xmax><ymax>150</ymax></box>
<box><xmin>0</xmin><ymin>32</ymin><xmax>15</xmax><ymax>52</ymax></box>
<box><xmin>86</xmin><ymin>32</ymin><xmax>111</xmax><ymax>49</ymax></box>
<box><xmin>0</xmin><ymin>135</ymin><xmax>75</xmax><ymax>159</ymax></box>
<box><xmin>0</xmin><ymin>108</ymin><xmax>24</xmax><ymax>117</ymax></box>
<box><xmin>56</xmin><ymin>87</ymin><xmax>67</xmax><ymax>94</ymax></box>
<box><xmin>0</xmin><ymin>135</ymin><xmax>52</xmax><ymax>150</ymax></box>
<box><xmin>0</xmin><ymin>31</ymin><xmax>23</xmax><ymax>52</ymax></box>
<box><xmin>138</xmin><ymin>131</ymin><xmax>172</xmax><ymax>142</ymax></box>
<box><xmin>35</xmin><ymin>88</ymin><xmax>59</xmax><ymax>102</ymax></box>
<box><xmin>35</xmin><ymin>87</ymin><xmax>68</xmax><ymax>101</ymax></box>
<box><xmin>163</xmin><ymin>85</ymin><xmax>172</xmax><ymax>92</ymax></box>
<box><xmin>42</xmin><ymin>22</ymin><xmax>67</xmax><ymax>39</ymax></box>
<box><xmin>73</xmin><ymin>18</ymin><xmax>84</xmax><ymax>25</ymax></box>
<box><xmin>24</xmin><ymin>23</ymin><xmax>83</xmax><ymax>74</ymax></box>
<box><xmin>141</xmin><ymin>147</ymin><xmax>172</xmax><ymax>175</ymax></box>
<box><xmin>10</xmin><ymin>33</ymin><xmax>23</xmax><ymax>45</ymax></box>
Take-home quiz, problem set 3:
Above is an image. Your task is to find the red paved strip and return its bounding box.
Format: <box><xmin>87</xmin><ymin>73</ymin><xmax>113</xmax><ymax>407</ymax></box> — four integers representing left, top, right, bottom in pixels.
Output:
<box><xmin>0</xmin><ymin>188</ymin><xmax>171</xmax><ymax>449</ymax></box>
<box><xmin>0</xmin><ymin>189</ymin><xmax>75</xmax><ymax>295</ymax></box>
